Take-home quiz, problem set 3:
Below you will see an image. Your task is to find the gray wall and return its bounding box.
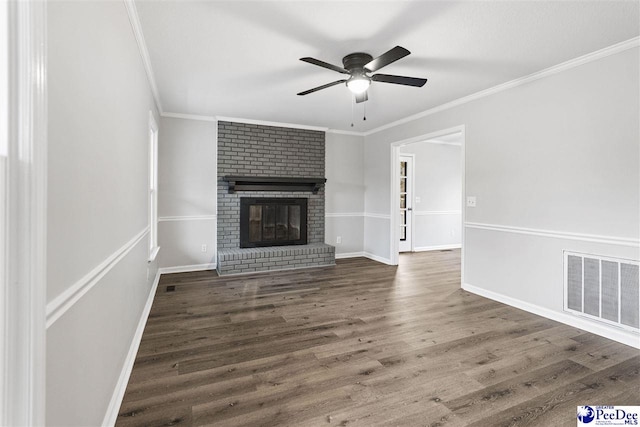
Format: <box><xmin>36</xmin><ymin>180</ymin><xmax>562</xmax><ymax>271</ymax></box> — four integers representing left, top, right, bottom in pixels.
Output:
<box><xmin>325</xmin><ymin>132</ymin><xmax>365</xmax><ymax>256</ymax></box>
<box><xmin>217</xmin><ymin>121</ymin><xmax>326</xmax><ymax>250</ymax></box>
<box><xmin>47</xmin><ymin>1</ymin><xmax>159</xmax><ymax>426</ymax></box>
<box><xmin>364</xmin><ymin>47</ymin><xmax>639</xmax><ymax>315</ymax></box>
<box><xmin>400</xmin><ymin>141</ymin><xmax>462</xmax><ymax>250</ymax></box>
<box><xmin>156</xmin><ymin>122</ymin><xmax>364</xmax><ymax>265</ymax></box>
<box><xmin>157</xmin><ymin>117</ymin><xmax>217</xmax><ymax>269</ymax></box>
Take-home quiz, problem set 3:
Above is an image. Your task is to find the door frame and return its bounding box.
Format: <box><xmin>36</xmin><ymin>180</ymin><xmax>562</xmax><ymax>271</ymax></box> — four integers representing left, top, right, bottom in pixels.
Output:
<box><xmin>398</xmin><ymin>153</ymin><xmax>415</xmax><ymax>253</ymax></box>
<box><xmin>389</xmin><ymin>125</ymin><xmax>466</xmax><ymax>284</ymax></box>
<box><xmin>1</xmin><ymin>1</ymin><xmax>47</xmax><ymax>425</ymax></box>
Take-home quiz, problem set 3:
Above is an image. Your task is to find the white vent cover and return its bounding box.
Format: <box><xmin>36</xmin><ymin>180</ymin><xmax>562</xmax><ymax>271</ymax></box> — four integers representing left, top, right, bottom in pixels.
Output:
<box><xmin>564</xmin><ymin>251</ymin><xmax>639</xmax><ymax>332</ymax></box>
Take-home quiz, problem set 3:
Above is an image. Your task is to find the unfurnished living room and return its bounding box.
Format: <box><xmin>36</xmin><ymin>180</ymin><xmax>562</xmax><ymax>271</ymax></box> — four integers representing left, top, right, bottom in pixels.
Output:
<box><xmin>2</xmin><ymin>1</ymin><xmax>639</xmax><ymax>426</ymax></box>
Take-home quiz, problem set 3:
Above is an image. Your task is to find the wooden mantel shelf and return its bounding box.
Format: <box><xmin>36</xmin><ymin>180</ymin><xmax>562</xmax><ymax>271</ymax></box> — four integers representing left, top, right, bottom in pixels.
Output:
<box><xmin>222</xmin><ymin>176</ymin><xmax>327</xmax><ymax>194</ymax></box>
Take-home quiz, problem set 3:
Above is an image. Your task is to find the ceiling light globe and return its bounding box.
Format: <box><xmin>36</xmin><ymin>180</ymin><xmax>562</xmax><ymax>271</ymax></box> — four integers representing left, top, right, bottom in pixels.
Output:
<box><xmin>347</xmin><ymin>76</ymin><xmax>370</xmax><ymax>94</ymax></box>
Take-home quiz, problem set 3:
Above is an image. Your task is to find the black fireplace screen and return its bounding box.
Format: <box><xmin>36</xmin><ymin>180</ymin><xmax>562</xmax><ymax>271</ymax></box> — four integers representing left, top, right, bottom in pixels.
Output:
<box><xmin>239</xmin><ymin>198</ymin><xmax>308</xmax><ymax>248</ymax></box>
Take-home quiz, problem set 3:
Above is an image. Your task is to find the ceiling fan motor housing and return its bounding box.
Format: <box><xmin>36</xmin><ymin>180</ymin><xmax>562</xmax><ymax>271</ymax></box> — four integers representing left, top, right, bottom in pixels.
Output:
<box><xmin>342</xmin><ymin>52</ymin><xmax>374</xmax><ymax>73</ymax></box>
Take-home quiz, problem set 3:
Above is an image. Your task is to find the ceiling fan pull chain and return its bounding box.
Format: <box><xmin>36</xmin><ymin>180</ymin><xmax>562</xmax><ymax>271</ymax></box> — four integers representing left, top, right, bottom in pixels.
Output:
<box><xmin>363</xmin><ymin>101</ymin><xmax>367</xmax><ymax>121</ymax></box>
<box><xmin>351</xmin><ymin>95</ymin><xmax>355</xmax><ymax>127</ymax></box>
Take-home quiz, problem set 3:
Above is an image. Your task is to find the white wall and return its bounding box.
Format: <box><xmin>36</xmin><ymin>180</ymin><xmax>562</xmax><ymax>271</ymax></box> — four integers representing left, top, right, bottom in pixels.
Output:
<box><xmin>364</xmin><ymin>46</ymin><xmax>639</xmax><ymax>343</ymax></box>
<box><xmin>47</xmin><ymin>1</ymin><xmax>159</xmax><ymax>425</ymax></box>
<box><xmin>325</xmin><ymin>132</ymin><xmax>365</xmax><ymax>256</ymax></box>
<box><xmin>157</xmin><ymin>116</ymin><xmax>217</xmax><ymax>270</ymax></box>
<box><xmin>400</xmin><ymin>141</ymin><xmax>462</xmax><ymax>251</ymax></box>
<box><xmin>362</xmin><ymin>131</ymin><xmax>391</xmax><ymax>262</ymax></box>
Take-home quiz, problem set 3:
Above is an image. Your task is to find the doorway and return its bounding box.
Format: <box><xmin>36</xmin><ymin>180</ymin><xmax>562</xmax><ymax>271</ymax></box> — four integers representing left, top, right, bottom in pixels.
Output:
<box><xmin>399</xmin><ymin>154</ymin><xmax>414</xmax><ymax>252</ymax></box>
<box><xmin>389</xmin><ymin>125</ymin><xmax>466</xmax><ymax>283</ymax></box>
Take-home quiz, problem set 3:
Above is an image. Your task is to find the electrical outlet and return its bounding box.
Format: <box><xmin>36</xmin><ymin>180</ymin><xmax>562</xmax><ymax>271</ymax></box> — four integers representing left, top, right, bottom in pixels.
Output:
<box><xmin>466</xmin><ymin>196</ymin><xmax>477</xmax><ymax>207</ymax></box>
<box><xmin>415</xmin><ymin>196</ymin><xmax>421</xmax><ymax>203</ymax></box>
<box><xmin>201</xmin><ymin>244</ymin><xmax>207</xmax><ymax>252</ymax></box>
<box><xmin>336</xmin><ymin>236</ymin><xmax>342</xmax><ymax>244</ymax></box>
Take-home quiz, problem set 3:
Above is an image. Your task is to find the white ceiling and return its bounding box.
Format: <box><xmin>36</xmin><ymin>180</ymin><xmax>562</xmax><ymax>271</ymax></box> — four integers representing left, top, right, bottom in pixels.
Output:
<box><xmin>135</xmin><ymin>1</ymin><xmax>639</xmax><ymax>132</ymax></box>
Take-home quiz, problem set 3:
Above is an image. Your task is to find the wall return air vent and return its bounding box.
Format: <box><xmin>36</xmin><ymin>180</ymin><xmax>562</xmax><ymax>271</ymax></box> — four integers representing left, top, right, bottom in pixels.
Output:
<box><xmin>564</xmin><ymin>251</ymin><xmax>639</xmax><ymax>333</ymax></box>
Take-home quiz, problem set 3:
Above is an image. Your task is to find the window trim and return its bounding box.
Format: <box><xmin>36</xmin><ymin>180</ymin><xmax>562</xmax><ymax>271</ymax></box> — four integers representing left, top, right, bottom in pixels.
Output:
<box><xmin>148</xmin><ymin>111</ymin><xmax>159</xmax><ymax>262</ymax></box>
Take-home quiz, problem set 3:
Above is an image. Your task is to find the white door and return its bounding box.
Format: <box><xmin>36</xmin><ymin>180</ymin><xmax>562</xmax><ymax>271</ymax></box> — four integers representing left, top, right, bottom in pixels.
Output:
<box><xmin>399</xmin><ymin>155</ymin><xmax>413</xmax><ymax>252</ymax></box>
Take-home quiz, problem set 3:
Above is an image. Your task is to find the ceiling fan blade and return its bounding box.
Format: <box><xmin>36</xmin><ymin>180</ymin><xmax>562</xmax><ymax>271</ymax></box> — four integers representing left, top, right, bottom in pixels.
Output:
<box><xmin>297</xmin><ymin>79</ymin><xmax>347</xmax><ymax>96</ymax></box>
<box><xmin>372</xmin><ymin>74</ymin><xmax>427</xmax><ymax>87</ymax></box>
<box><xmin>364</xmin><ymin>46</ymin><xmax>410</xmax><ymax>72</ymax></box>
<box><xmin>300</xmin><ymin>57</ymin><xmax>350</xmax><ymax>74</ymax></box>
<box><xmin>355</xmin><ymin>91</ymin><xmax>368</xmax><ymax>103</ymax></box>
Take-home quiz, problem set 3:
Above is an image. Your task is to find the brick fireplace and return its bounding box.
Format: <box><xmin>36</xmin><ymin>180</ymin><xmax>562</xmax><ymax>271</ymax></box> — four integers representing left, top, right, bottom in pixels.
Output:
<box><xmin>216</xmin><ymin>121</ymin><xmax>335</xmax><ymax>275</ymax></box>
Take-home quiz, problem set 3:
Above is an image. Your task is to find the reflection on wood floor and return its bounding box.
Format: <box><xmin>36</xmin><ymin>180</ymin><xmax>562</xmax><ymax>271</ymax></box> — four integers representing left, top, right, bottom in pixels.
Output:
<box><xmin>117</xmin><ymin>250</ymin><xmax>639</xmax><ymax>426</ymax></box>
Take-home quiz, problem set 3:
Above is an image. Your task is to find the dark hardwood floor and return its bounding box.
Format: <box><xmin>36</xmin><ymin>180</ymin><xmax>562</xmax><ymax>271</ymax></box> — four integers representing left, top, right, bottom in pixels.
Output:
<box><xmin>116</xmin><ymin>250</ymin><xmax>639</xmax><ymax>426</ymax></box>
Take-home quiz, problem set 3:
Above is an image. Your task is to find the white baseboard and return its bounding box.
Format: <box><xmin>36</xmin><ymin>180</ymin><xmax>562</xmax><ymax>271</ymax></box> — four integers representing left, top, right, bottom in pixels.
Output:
<box><xmin>158</xmin><ymin>263</ymin><xmax>216</xmax><ymax>275</ymax></box>
<box><xmin>363</xmin><ymin>252</ymin><xmax>394</xmax><ymax>265</ymax></box>
<box><xmin>413</xmin><ymin>244</ymin><xmax>462</xmax><ymax>252</ymax></box>
<box><xmin>335</xmin><ymin>251</ymin><xmax>365</xmax><ymax>259</ymax></box>
<box><xmin>102</xmin><ymin>270</ymin><xmax>161</xmax><ymax>427</ymax></box>
<box><xmin>462</xmin><ymin>283</ymin><xmax>640</xmax><ymax>349</ymax></box>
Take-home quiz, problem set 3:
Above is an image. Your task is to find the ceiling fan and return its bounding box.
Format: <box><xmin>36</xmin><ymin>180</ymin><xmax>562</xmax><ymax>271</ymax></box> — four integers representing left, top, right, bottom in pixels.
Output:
<box><xmin>297</xmin><ymin>46</ymin><xmax>427</xmax><ymax>103</ymax></box>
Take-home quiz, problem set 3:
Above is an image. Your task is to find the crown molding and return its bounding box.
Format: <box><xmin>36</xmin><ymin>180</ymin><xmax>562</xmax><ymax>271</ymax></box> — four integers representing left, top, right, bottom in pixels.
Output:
<box><xmin>161</xmin><ymin>112</ymin><xmax>217</xmax><ymax>122</ymax></box>
<box><xmin>123</xmin><ymin>0</ymin><xmax>163</xmax><ymax>114</ymax></box>
<box><xmin>364</xmin><ymin>36</ymin><xmax>640</xmax><ymax>136</ymax></box>
<box><xmin>168</xmin><ymin>113</ymin><xmax>360</xmax><ymax>136</ymax></box>
<box><xmin>128</xmin><ymin>26</ymin><xmax>637</xmax><ymax>139</ymax></box>
<box><xmin>216</xmin><ymin>115</ymin><xmax>328</xmax><ymax>132</ymax></box>
<box><xmin>167</xmin><ymin>112</ymin><xmax>331</xmax><ymax>132</ymax></box>
<box><xmin>326</xmin><ymin>129</ymin><xmax>366</xmax><ymax>137</ymax></box>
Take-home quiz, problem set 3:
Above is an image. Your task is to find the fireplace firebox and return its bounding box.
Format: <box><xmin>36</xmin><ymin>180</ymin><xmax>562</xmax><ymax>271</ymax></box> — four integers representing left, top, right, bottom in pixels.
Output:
<box><xmin>239</xmin><ymin>198</ymin><xmax>308</xmax><ymax>248</ymax></box>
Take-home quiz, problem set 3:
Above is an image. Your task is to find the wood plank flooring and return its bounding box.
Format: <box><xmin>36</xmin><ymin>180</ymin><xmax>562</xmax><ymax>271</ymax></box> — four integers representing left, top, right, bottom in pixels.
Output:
<box><xmin>116</xmin><ymin>250</ymin><xmax>639</xmax><ymax>426</ymax></box>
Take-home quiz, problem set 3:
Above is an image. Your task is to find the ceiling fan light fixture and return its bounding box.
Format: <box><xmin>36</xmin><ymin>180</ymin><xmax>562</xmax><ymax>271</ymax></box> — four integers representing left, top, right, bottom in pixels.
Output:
<box><xmin>298</xmin><ymin>46</ymin><xmax>426</xmax><ymax>101</ymax></box>
<box><xmin>346</xmin><ymin>75</ymin><xmax>370</xmax><ymax>94</ymax></box>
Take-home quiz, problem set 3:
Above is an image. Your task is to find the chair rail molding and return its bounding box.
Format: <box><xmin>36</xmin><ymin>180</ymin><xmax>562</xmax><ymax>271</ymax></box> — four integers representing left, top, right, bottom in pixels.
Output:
<box><xmin>325</xmin><ymin>212</ymin><xmax>364</xmax><ymax>218</ymax></box>
<box><xmin>364</xmin><ymin>212</ymin><xmax>391</xmax><ymax>220</ymax></box>
<box><xmin>465</xmin><ymin>222</ymin><xmax>639</xmax><ymax>248</ymax></box>
<box><xmin>45</xmin><ymin>227</ymin><xmax>150</xmax><ymax>328</ymax></box>
<box><xmin>414</xmin><ymin>210</ymin><xmax>461</xmax><ymax>216</ymax></box>
<box><xmin>158</xmin><ymin>214</ymin><xmax>217</xmax><ymax>222</ymax></box>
